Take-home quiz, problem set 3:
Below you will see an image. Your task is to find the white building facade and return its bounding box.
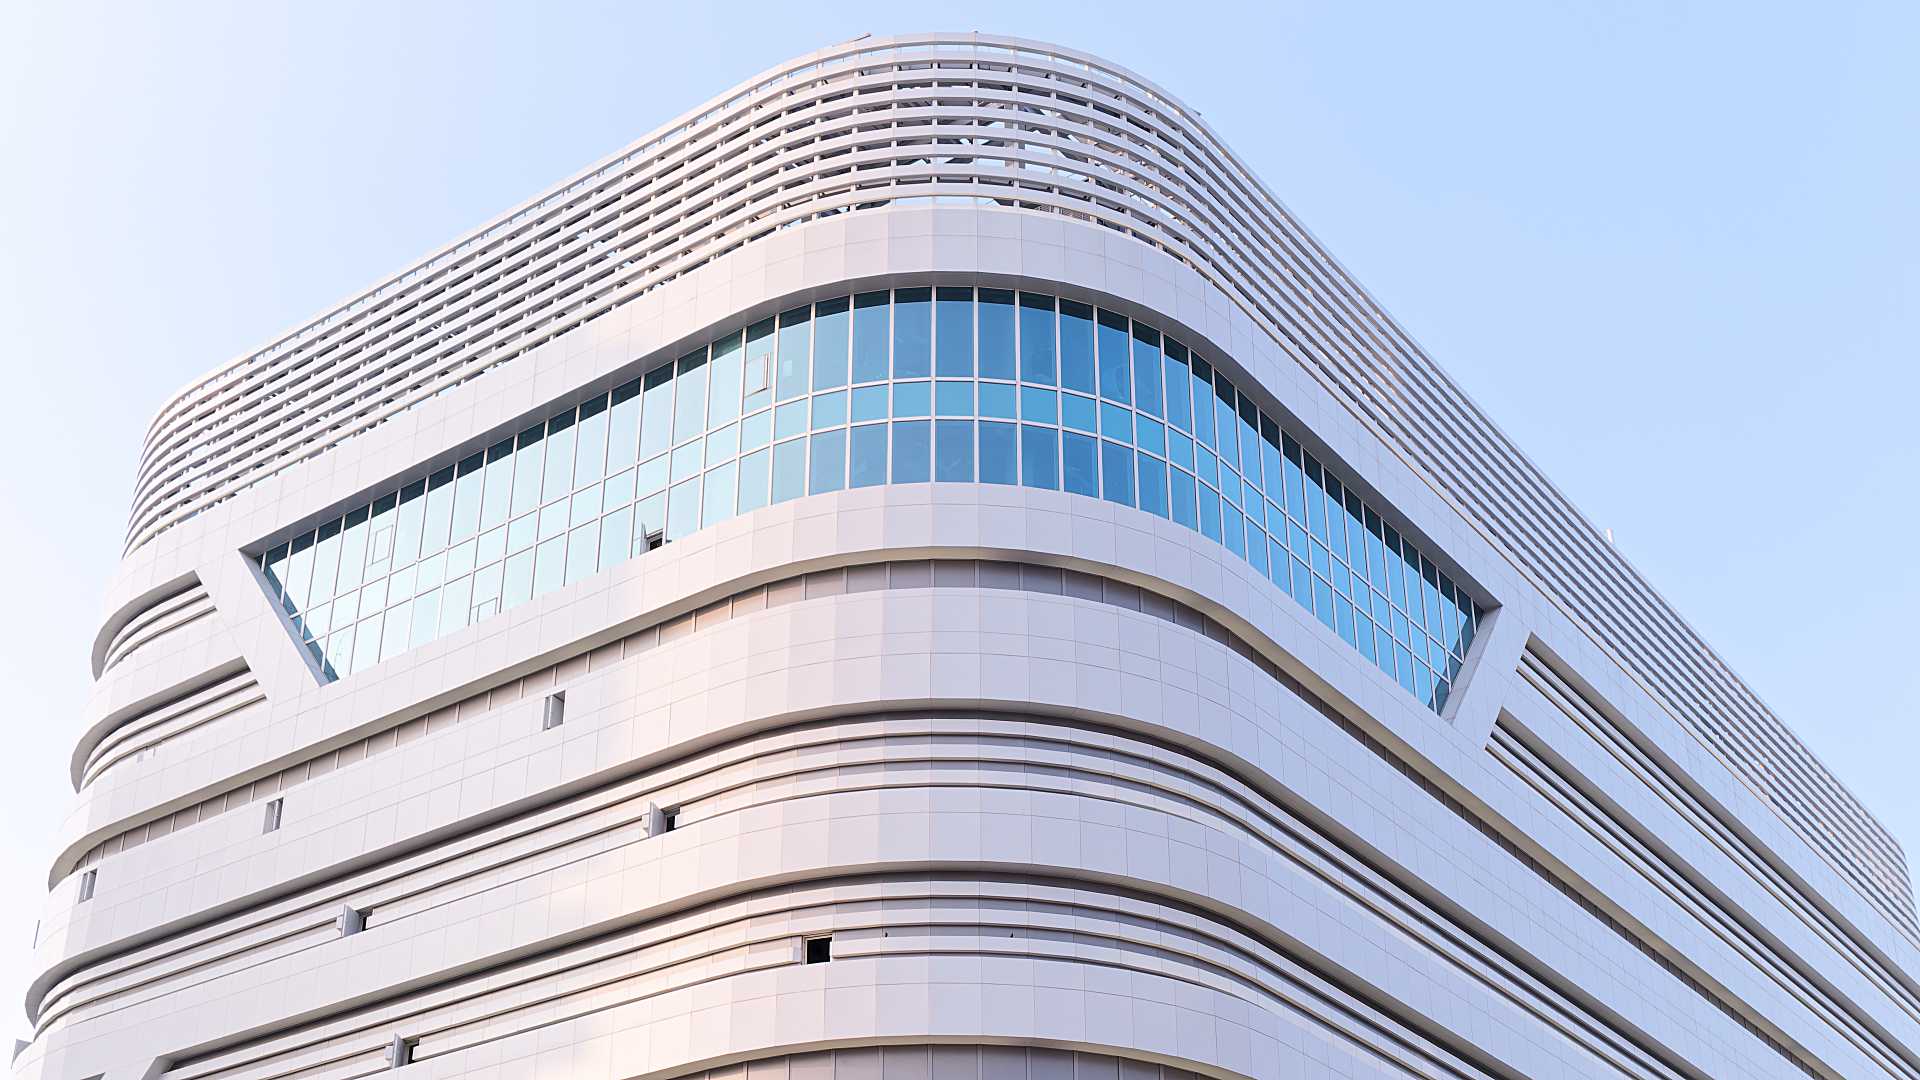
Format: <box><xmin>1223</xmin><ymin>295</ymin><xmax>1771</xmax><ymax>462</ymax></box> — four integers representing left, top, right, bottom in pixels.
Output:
<box><xmin>17</xmin><ymin>33</ymin><xmax>1920</xmax><ymax>1080</ymax></box>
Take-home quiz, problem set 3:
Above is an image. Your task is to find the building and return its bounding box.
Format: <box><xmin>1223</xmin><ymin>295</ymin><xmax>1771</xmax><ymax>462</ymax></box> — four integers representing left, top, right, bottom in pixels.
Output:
<box><xmin>15</xmin><ymin>31</ymin><xmax>1920</xmax><ymax>1080</ymax></box>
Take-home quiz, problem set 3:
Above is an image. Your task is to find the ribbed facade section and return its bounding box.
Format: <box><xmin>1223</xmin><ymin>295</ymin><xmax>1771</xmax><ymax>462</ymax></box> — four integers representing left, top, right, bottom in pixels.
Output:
<box><xmin>19</xmin><ymin>32</ymin><xmax>1920</xmax><ymax>1080</ymax></box>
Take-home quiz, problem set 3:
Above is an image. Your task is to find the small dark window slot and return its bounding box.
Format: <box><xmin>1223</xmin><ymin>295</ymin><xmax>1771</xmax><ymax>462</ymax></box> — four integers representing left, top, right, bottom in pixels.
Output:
<box><xmin>661</xmin><ymin>807</ymin><xmax>679</xmax><ymax>833</ymax></box>
<box><xmin>263</xmin><ymin>798</ymin><xmax>284</xmax><ymax>833</ymax></box>
<box><xmin>542</xmin><ymin>691</ymin><xmax>566</xmax><ymax>731</ymax></box>
<box><xmin>77</xmin><ymin>869</ymin><xmax>97</xmax><ymax>903</ymax></box>
<box><xmin>805</xmin><ymin>935</ymin><xmax>832</xmax><ymax>964</ymax></box>
<box><xmin>386</xmin><ymin>1034</ymin><xmax>416</xmax><ymax>1069</ymax></box>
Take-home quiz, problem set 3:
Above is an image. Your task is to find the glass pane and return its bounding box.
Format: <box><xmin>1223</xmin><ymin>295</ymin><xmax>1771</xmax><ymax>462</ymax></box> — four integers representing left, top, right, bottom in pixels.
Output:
<box><xmin>702</xmin><ymin>461</ymin><xmax>738</xmax><ymax>527</ymax></box>
<box><xmin>776</xmin><ymin>306</ymin><xmax>812</xmax><ymax>400</ymax></box>
<box><xmin>893</xmin><ymin>287</ymin><xmax>932</xmax><ymax>378</ymax></box>
<box><xmin>1237</xmin><ymin>395</ymin><xmax>1262</xmax><ymax>492</ymax></box>
<box><xmin>449</xmin><ymin>454</ymin><xmax>486</xmax><ymax>544</ymax></box>
<box><xmin>1063</xmin><ymin>431</ymin><xmax>1099</xmax><ymax>496</ymax></box>
<box><xmin>852</xmin><ymin>291</ymin><xmax>890</xmax><ymax>383</ymax></box>
<box><xmin>1020</xmin><ymin>424</ymin><xmax>1058</xmax><ymax>490</ymax></box>
<box><xmin>1061</xmin><ymin>392</ymin><xmax>1097</xmax><ymax>433</ymax></box>
<box><xmin>1132</xmin><ymin>324</ymin><xmax>1163</xmax><ymax>417</ymax></box>
<box><xmin>737</xmin><ymin>447</ymin><xmax>771</xmax><ymax>513</ymax></box>
<box><xmin>743</xmin><ymin>318</ymin><xmax>776</xmax><ymax>413</ymax></box>
<box><xmin>979</xmin><ymin>421</ymin><xmax>1018</xmax><ymax>485</ymax></box>
<box><xmin>809</xmin><ymin>429</ymin><xmax>847</xmax><ymax>494</ymax></box>
<box><xmin>421</xmin><ymin>467</ymin><xmax>456</xmax><ymax>554</ymax></box>
<box><xmin>978</xmin><ymin>381</ymin><xmax>1017</xmax><ymax>419</ymax></box>
<box><xmin>893</xmin><ymin>380</ymin><xmax>931</xmax><ymax>417</ymax></box>
<box><xmin>599</xmin><ymin>506</ymin><xmax>634</xmax><ymax>573</ymax></box>
<box><xmin>573</xmin><ymin>397</ymin><xmax>610</xmax><ymax>490</ymax></box>
<box><xmin>1168</xmin><ymin>468</ymin><xmax>1197</xmax><ymax>528</ymax></box>
<box><xmin>1059</xmin><ymin>299</ymin><xmax>1095</xmax><ymax>394</ymax></box>
<box><xmin>563</xmin><ymin>525</ymin><xmax>599</xmax><ymax>587</ymax></box>
<box><xmin>1197</xmin><ymin>484</ymin><xmax>1221</xmax><ymax>541</ymax></box>
<box><xmin>639</xmin><ymin>364</ymin><xmax>674</xmax><ymax>459</ymax></box>
<box><xmin>1100</xmin><ymin>441</ymin><xmax>1135</xmax><ymax>507</ymax></box>
<box><xmin>851</xmin><ymin>383</ymin><xmax>889</xmax><ymax>423</ymax></box>
<box><xmin>892</xmin><ymin>420</ymin><xmax>931</xmax><ymax>484</ymax></box>
<box><xmin>935</xmin><ymin>379</ymin><xmax>973</xmax><ymax>417</ymax></box>
<box><xmin>936</xmin><ymin>419</ymin><xmax>975</xmax><ymax>482</ymax></box>
<box><xmin>666</xmin><ymin>475</ymin><xmax>701</xmax><ymax>540</ymax></box>
<box><xmin>850</xmin><ymin>424</ymin><xmax>888</xmax><ymax>488</ymax></box>
<box><xmin>1136</xmin><ymin>455</ymin><xmax>1168</xmax><ymax>517</ymax></box>
<box><xmin>1162</xmin><ymin>341</ymin><xmax>1192</xmax><ymax>433</ymax></box>
<box><xmin>935</xmin><ymin>286</ymin><xmax>974</xmax><ymax>376</ymax></box>
<box><xmin>672</xmin><ymin>350</ymin><xmax>708</xmax><ymax>444</ymax></box>
<box><xmin>707</xmin><ymin>332</ymin><xmax>744</xmax><ymax>428</ymax></box>
<box><xmin>772</xmin><ymin>438</ymin><xmax>807</xmax><ymax>503</ymax></box>
<box><xmin>813</xmin><ymin>297</ymin><xmax>850</xmax><ymax>389</ymax></box>
<box><xmin>1213</xmin><ymin>376</ymin><xmax>1238</xmax><ymax>471</ymax></box>
<box><xmin>1019</xmin><ymin>292</ymin><xmax>1056</xmax><ymax>385</ymax></box>
<box><xmin>480</xmin><ymin>439</ymin><xmax>515</xmax><ymax>531</ymax></box>
<box><xmin>523</xmin><ymin>538</ymin><xmax>562</xmax><ymax>601</ymax></box>
<box><xmin>1097</xmin><ymin>310</ymin><xmax>1131</xmax><ymax>403</ymax></box>
<box><xmin>1189</xmin><ymin>356</ymin><xmax>1215</xmax><ymax>448</ymax></box>
<box><xmin>979</xmin><ymin>289</ymin><xmax>1016</xmax><ymax>379</ymax></box>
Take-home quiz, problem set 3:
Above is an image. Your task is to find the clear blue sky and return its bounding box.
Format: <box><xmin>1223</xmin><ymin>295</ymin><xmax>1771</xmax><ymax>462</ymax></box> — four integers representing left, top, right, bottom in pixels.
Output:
<box><xmin>2</xmin><ymin>1</ymin><xmax>1915</xmax><ymax>1033</ymax></box>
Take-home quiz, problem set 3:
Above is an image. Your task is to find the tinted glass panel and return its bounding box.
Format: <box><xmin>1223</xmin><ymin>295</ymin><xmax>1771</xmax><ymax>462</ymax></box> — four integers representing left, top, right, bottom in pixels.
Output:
<box><xmin>259</xmin><ymin>285</ymin><xmax>1478</xmax><ymax>713</ymax></box>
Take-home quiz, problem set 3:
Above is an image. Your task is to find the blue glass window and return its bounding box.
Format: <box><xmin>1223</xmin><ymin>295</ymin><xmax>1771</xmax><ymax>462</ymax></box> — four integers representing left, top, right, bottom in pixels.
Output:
<box><xmin>978</xmin><ymin>381</ymin><xmax>1017</xmax><ymax>420</ymax></box>
<box><xmin>1019</xmin><ymin>293</ymin><xmax>1056</xmax><ymax>385</ymax></box>
<box><xmin>1021</xmin><ymin>425</ymin><xmax>1059</xmax><ymax>490</ymax></box>
<box><xmin>936</xmin><ymin>419</ymin><xmax>975</xmax><ymax>482</ymax></box>
<box><xmin>1060</xmin><ymin>299</ymin><xmax>1096</xmax><ymax>394</ymax></box>
<box><xmin>1169</xmin><ymin>469</ymin><xmax>1197</xmax><ymax>529</ymax></box>
<box><xmin>893</xmin><ymin>287</ymin><xmax>932</xmax><ymax>379</ymax></box>
<box><xmin>1188</xmin><ymin>357</ymin><xmax>1215</xmax><ymax>448</ymax></box>
<box><xmin>980</xmin><ymin>421</ymin><xmax>1018</xmax><ymax>485</ymax></box>
<box><xmin>935</xmin><ymin>379</ymin><xmax>973</xmax><ymax>417</ymax></box>
<box><xmin>809</xmin><ymin>429</ymin><xmax>847</xmax><ymax>494</ymax></box>
<box><xmin>892</xmin><ymin>420</ymin><xmax>931</xmax><ymax>484</ymax></box>
<box><xmin>772</xmin><ymin>438</ymin><xmax>806</xmax><ymax>503</ymax></box>
<box><xmin>1136</xmin><ymin>455</ymin><xmax>1168</xmax><ymax>518</ymax></box>
<box><xmin>1162</xmin><ymin>341</ymin><xmax>1192</xmax><ymax>433</ymax></box>
<box><xmin>707</xmin><ymin>334</ymin><xmax>744</xmax><ymax>429</ymax></box>
<box><xmin>1101</xmin><ymin>441</ymin><xmax>1135</xmax><ymax>507</ymax></box>
<box><xmin>1061</xmin><ymin>393</ymin><xmax>1098</xmax><ymax>434</ymax></box>
<box><xmin>850</xmin><ymin>424</ymin><xmax>888</xmax><ymax>488</ymax></box>
<box><xmin>852</xmin><ymin>291</ymin><xmax>890</xmax><ymax>383</ymax></box>
<box><xmin>936</xmin><ymin>287</ymin><xmax>973</xmax><ymax>376</ymax></box>
<box><xmin>1132</xmin><ymin>324</ymin><xmax>1163</xmax><ymax>418</ymax></box>
<box><xmin>259</xmin><ymin>285</ymin><xmax>1479</xmax><ymax>713</ymax></box>
<box><xmin>812</xmin><ymin>298</ymin><xmax>850</xmax><ymax>390</ymax></box>
<box><xmin>743</xmin><ymin>319</ymin><xmax>776</xmax><ymax>414</ymax></box>
<box><xmin>893</xmin><ymin>380</ymin><xmax>932</xmax><ymax>418</ymax></box>
<box><xmin>1063</xmin><ymin>432</ymin><xmax>1099</xmax><ymax>497</ymax></box>
<box><xmin>776</xmin><ymin>307</ymin><xmax>812</xmax><ymax>401</ymax></box>
<box><xmin>1097</xmin><ymin>310</ymin><xmax>1131</xmax><ymax>404</ymax></box>
<box><xmin>672</xmin><ymin>352</ymin><xmax>707</xmax><ymax>445</ymax></box>
<box><xmin>979</xmin><ymin>289</ymin><xmax>1016</xmax><ymax>380</ymax></box>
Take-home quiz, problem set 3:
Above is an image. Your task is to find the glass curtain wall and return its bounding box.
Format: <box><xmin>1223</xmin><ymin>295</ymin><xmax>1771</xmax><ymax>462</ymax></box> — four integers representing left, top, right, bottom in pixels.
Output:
<box><xmin>259</xmin><ymin>286</ymin><xmax>1481</xmax><ymax>711</ymax></box>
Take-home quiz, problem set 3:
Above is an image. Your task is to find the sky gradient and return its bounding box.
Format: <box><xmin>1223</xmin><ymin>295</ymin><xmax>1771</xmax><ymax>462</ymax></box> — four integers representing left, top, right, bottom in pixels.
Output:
<box><xmin>2</xmin><ymin>0</ymin><xmax>1915</xmax><ymax>1035</ymax></box>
